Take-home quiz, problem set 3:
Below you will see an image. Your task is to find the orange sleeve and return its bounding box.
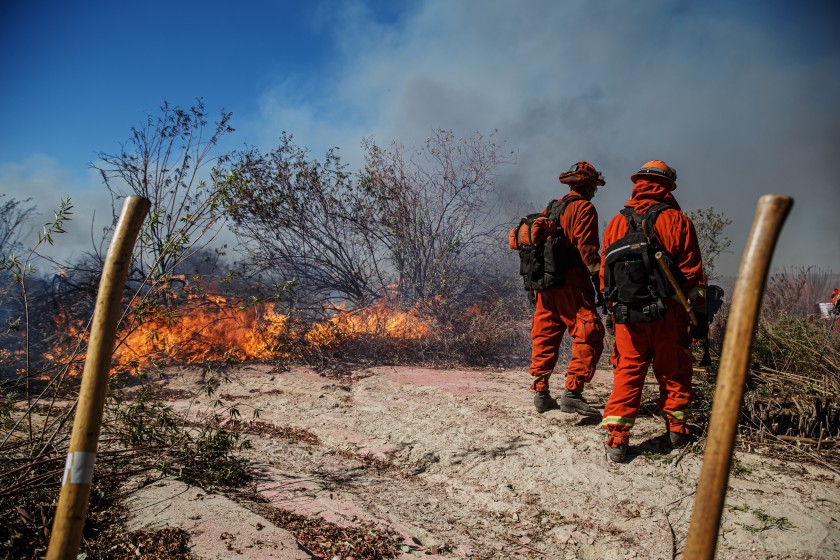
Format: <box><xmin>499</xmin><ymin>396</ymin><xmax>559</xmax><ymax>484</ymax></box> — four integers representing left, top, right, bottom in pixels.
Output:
<box><xmin>561</xmin><ymin>199</ymin><xmax>601</xmax><ymax>274</ymax></box>
<box><xmin>654</xmin><ymin>210</ymin><xmax>708</xmax><ymax>307</ymax></box>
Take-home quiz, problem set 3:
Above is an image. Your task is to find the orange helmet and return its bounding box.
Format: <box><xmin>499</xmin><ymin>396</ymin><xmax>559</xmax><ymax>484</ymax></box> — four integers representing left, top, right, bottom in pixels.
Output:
<box><xmin>631</xmin><ymin>160</ymin><xmax>677</xmax><ymax>188</ymax></box>
<box><xmin>558</xmin><ymin>161</ymin><xmax>605</xmax><ymax>187</ymax></box>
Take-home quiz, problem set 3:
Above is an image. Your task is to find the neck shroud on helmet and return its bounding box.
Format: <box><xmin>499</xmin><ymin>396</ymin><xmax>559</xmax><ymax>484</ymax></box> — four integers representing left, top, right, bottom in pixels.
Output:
<box><xmin>631</xmin><ymin>160</ymin><xmax>677</xmax><ymax>190</ymax></box>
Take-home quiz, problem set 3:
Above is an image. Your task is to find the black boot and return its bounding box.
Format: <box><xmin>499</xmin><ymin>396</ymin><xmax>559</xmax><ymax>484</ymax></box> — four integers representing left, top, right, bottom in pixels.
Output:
<box><xmin>560</xmin><ymin>389</ymin><xmax>598</xmax><ymax>415</ymax></box>
<box><xmin>668</xmin><ymin>431</ymin><xmax>693</xmax><ymax>448</ymax></box>
<box><xmin>533</xmin><ymin>391</ymin><xmax>558</xmax><ymax>413</ymax></box>
<box><xmin>605</xmin><ymin>443</ymin><xmax>628</xmax><ymax>463</ymax></box>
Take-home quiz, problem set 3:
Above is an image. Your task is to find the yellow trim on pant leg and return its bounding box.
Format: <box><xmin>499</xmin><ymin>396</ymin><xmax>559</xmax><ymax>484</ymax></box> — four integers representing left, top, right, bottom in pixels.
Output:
<box><xmin>601</xmin><ymin>416</ymin><xmax>636</xmax><ymax>428</ymax></box>
<box><xmin>530</xmin><ymin>371</ymin><xmax>552</xmax><ymax>390</ymax></box>
<box><xmin>659</xmin><ymin>409</ymin><xmax>689</xmax><ymax>420</ymax></box>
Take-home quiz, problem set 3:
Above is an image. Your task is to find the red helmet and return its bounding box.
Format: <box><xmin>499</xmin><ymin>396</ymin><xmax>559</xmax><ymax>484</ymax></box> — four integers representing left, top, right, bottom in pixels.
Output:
<box><xmin>558</xmin><ymin>161</ymin><xmax>605</xmax><ymax>186</ymax></box>
<box><xmin>631</xmin><ymin>160</ymin><xmax>677</xmax><ymax>188</ymax></box>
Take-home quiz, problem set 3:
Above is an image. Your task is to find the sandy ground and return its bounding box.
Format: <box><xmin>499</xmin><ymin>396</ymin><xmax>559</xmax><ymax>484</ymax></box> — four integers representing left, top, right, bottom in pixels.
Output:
<box><xmin>127</xmin><ymin>364</ymin><xmax>840</xmax><ymax>559</ymax></box>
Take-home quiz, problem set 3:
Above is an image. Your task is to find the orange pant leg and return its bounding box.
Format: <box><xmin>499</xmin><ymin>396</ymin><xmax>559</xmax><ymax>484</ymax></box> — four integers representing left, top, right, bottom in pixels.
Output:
<box><xmin>602</xmin><ymin>322</ymin><xmax>653</xmax><ymax>444</ymax></box>
<box><xmin>565</xmin><ymin>297</ymin><xmax>605</xmax><ymax>392</ymax></box>
<box><xmin>529</xmin><ymin>284</ymin><xmax>604</xmax><ymax>393</ymax></box>
<box><xmin>651</xmin><ymin>301</ymin><xmax>694</xmax><ymax>434</ymax></box>
<box><xmin>529</xmin><ymin>287</ymin><xmax>566</xmax><ymax>392</ymax></box>
<box><xmin>609</xmin><ymin>342</ymin><xmax>619</xmax><ymax>368</ymax></box>
<box><xmin>603</xmin><ymin>300</ymin><xmax>695</xmax><ymax>445</ymax></box>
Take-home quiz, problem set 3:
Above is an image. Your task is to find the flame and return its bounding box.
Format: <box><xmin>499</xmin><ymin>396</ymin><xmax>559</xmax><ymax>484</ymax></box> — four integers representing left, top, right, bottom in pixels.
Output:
<box><xmin>114</xmin><ymin>299</ymin><xmax>289</xmax><ymax>367</ymax></box>
<box><xmin>45</xmin><ymin>283</ymin><xmax>432</xmax><ymax>375</ymax></box>
<box><xmin>305</xmin><ymin>300</ymin><xmax>430</xmax><ymax>347</ymax></box>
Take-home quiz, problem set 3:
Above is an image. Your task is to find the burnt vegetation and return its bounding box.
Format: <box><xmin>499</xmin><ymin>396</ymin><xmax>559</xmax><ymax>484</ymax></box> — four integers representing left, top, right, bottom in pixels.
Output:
<box><xmin>1</xmin><ymin>100</ymin><xmax>838</xmax><ymax>557</ymax></box>
<box><xmin>222</xmin><ymin>128</ymin><xmax>527</xmax><ymax>367</ymax></box>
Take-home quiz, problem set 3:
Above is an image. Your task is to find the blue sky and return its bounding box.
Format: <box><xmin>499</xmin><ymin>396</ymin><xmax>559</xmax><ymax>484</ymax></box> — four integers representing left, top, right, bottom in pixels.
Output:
<box><xmin>2</xmin><ymin>1</ymin><xmax>341</xmax><ymax>163</ymax></box>
<box><xmin>1</xmin><ymin>0</ymin><xmax>839</xmax><ymax>278</ymax></box>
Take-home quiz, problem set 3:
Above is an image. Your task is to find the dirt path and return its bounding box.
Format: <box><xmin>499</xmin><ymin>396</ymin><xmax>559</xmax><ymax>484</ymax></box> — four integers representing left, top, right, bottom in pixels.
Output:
<box><xmin>128</xmin><ymin>364</ymin><xmax>840</xmax><ymax>559</ymax></box>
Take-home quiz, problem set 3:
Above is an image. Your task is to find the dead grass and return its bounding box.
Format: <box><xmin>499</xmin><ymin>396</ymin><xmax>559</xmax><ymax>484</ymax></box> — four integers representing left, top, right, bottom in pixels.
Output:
<box><xmin>226</xmin><ymin>419</ymin><xmax>320</xmax><ymax>446</ymax></box>
<box><xmin>84</xmin><ymin>526</ymin><xmax>196</xmax><ymax>560</ymax></box>
<box><xmin>237</xmin><ymin>490</ymin><xmax>405</xmax><ymax>559</ymax></box>
<box><xmin>696</xmin><ymin>267</ymin><xmax>840</xmax><ymax>469</ymax></box>
<box><xmin>297</xmin><ymin>295</ymin><xmax>533</xmax><ymax>373</ymax></box>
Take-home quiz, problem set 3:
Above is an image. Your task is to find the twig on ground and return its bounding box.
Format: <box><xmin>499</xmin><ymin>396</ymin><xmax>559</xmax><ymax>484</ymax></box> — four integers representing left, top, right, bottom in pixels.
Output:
<box><xmin>777</xmin><ymin>435</ymin><xmax>838</xmax><ymax>446</ymax></box>
<box><xmin>664</xmin><ymin>509</ymin><xmax>677</xmax><ymax>560</ymax></box>
<box><xmin>503</xmin><ymin>535</ymin><xmax>545</xmax><ymax>555</ymax></box>
<box><xmin>670</xmin><ymin>442</ymin><xmax>696</xmax><ymax>469</ymax></box>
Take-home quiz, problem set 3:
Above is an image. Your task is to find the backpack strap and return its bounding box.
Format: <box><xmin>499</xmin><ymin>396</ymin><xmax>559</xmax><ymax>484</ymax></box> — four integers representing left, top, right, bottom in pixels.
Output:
<box><xmin>513</xmin><ymin>221</ymin><xmax>525</xmax><ymax>248</ymax></box>
<box><xmin>545</xmin><ymin>196</ymin><xmax>585</xmax><ymax>224</ymax></box>
<box><xmin>620</xmin><ymin>207</ymin><xmax>642</xmax><ymax>232</ymax></box>
<box><xmin>642</xmin><ymin>203</ymin><xmax>671</xmax><ymax>224</ymax></box>
<box><xmin>620</xmin><ymin>203</ymin><xmax>671</xmax><ymax>243</ymax></box>
<box><xmin>514</xmin><ymin>196</ymin><xmax>586</xmax><ymax>250</ymax></box>
<box><xmin>620</xmin><ymin>203</ymin><xmax>670</xmax><ymax>224</ymax></box>
<box><xmin>546</xmin><ymin>196</ymin><xmax>586</xmax><ymax>251</ymax></box>
<box><xmin>641</xmin><ymin>203</ymin><xmax>672</xmax><ymax>258</ymax></box>
<box><xmin>620</xmin><ymin>207</ymin><xmax>655</xmax><ymax>279</ymax></box>
<box><xmin>618</xmin><ymin>203</ymin><xmax>673</xmax><ymax>283</ymax></box>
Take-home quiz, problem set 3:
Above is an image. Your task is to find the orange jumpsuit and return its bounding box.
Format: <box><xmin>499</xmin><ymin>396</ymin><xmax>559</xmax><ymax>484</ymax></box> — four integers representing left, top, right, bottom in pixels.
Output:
<box><xmin>599</xmin><ymin>180</ymin><xmax>707</xmax><ymax>447</ymax></box>
<box><xmin>529</xmin><ymin>193</ymin><xmax>605</xmax><ymax>393</ymax></box>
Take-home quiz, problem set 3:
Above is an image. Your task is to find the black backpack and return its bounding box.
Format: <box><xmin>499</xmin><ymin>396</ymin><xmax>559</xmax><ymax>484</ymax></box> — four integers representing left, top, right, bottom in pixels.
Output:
<box><xmin>603</xmin><ymin>203</ymin><xmax>680</xmax><ymax>323</ymax></box>
<box><xmin>515</xmin><ymin>196</ymin><xmax>583</xmax><ymax>291</ymax></box>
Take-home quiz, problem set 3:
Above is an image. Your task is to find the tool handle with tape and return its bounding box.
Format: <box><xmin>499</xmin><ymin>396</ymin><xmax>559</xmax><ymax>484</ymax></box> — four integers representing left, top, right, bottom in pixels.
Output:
<box><xmin>46</xmin><ymin>196</ymin><xmax>150</xmax><ymax>560</ymax></box>
<box><xmin>684</xmin><ymin>194</ymin><xmax>793</xmax><ymax>560</ymax></box>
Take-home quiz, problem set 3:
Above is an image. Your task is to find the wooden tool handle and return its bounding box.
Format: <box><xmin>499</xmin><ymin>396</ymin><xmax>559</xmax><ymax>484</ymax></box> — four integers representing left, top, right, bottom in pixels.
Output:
<box><xmin>654</xmin><ymin>250</ymin><xmax>698</xmax><ymax>327</ymax></box>
<box><xmin>684</xmin><ymin>194</ymin><xmax>793</xmax><ymax>560</ymax></box>
<box><xmin>46</xmin><ymin>196</ymin><xmax>150</xmax><ymax>560</ymax></box>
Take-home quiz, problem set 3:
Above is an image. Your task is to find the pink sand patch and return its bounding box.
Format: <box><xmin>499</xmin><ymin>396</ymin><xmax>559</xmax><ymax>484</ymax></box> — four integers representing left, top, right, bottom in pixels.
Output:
<box><xmin>387</xmin><ymin>367</ymin><xmax>510</xmax><ymax>396</ymax></box>
<box><xmin>259</xmin><ymin>481</ymin><xmax>369</xmax><ymax>526</ymax></box>
<box><xmin>354</xmin><ymin>444</ymin><xmax>401</xmax><ymax>459</ymax></box>
<box><xmin>188</xmin><ymin>521</ymin><xmax>299</xmax><ymax>559</ymax></box>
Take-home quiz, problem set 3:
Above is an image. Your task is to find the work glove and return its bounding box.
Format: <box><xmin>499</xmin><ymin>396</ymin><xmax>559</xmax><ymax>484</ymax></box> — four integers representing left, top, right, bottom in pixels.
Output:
<box><xmin>690</xmin><ymin>312</ymin><xmax>709</xmax><ymax>341</ymax></box>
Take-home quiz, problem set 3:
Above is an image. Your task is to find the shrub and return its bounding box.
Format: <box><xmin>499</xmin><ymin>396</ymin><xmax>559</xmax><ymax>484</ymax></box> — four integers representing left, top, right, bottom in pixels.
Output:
<box><xmin>698</xmin><ymin>267</ymin><xmax>840</xmax><ymax>465</ymax></box>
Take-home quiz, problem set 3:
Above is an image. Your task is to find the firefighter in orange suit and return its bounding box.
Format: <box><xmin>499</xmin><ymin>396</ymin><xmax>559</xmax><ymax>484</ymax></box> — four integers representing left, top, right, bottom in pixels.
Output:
<box><xmin>599</xmin><ymin>160</ymin><xmax>707</xmax><ymax>463</ymax></box>
<box><xmin>525</xmin><ymin>162</ymin><xmax>606</xmax><ymax>414</ymax></box>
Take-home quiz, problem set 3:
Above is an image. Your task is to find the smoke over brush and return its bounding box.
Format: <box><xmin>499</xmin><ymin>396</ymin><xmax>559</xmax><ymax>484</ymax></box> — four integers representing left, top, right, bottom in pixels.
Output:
<box><xmin>311</xmin><ymin>0</ymin><xmax>840</xmax><ymax>276</ymax></box>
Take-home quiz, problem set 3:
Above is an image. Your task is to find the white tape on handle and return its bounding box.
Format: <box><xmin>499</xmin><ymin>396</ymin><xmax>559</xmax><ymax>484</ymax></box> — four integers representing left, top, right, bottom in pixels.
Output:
<box><xmin>62</xmin><ymin>451</ymin><xmax>96</xmax><ymax>485</ymax></box>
